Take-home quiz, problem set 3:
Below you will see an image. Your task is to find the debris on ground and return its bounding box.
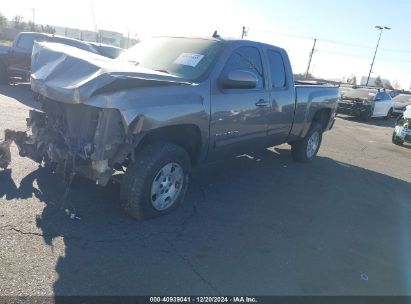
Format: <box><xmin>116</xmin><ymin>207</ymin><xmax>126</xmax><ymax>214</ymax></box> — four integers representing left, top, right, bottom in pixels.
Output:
<box><xmin>65</xmin><ymin>209</ymin><xmax>81</xmax><ymax>220</ymax></box>
<box><xmin>360</xmin><ymin>273</ymin><xmax>369</xmax><ymax>281</ymax></box>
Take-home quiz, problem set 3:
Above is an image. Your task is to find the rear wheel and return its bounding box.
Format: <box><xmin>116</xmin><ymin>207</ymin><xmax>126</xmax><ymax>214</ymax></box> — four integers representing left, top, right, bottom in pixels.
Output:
<box><xmin>120</xmin><ymin>142</ymin><xmax>191</xmax><ymax>220</ymax></box>
<box><xmin>385</xmin><ymin>108</ymin><xmax>393</xmax><ymax>120</ymax></box>
<box><xmin>291</xmin><ymin>122</ymin><xmax>323</xmax><ymax>163</ymax></box>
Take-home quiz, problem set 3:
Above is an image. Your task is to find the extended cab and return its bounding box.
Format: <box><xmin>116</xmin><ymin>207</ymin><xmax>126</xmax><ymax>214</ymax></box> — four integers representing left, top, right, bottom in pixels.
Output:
<box><xmin>1</xmin><ymin>37</ymin><xmax>339</xmax><ymax>219</ymax></box>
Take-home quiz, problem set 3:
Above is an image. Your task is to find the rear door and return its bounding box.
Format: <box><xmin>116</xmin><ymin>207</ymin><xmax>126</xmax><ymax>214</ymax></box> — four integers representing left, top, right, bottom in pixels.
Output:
<box><xmin>265</xmin><ymin>47</ymin><xmax>295</xmax><ymax>145</ymax></box>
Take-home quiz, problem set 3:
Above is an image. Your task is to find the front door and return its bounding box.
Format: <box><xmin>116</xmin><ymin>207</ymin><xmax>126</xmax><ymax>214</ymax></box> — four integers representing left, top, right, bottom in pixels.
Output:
<box><xmin>209</xmin><ymin>46</ymin><xmax>270</xmax><ymax>159</ymax></box>
<box><xmin>373</xmin><ymin>92</ymin><xmax>391</xmax><ymax>116</ymax></box>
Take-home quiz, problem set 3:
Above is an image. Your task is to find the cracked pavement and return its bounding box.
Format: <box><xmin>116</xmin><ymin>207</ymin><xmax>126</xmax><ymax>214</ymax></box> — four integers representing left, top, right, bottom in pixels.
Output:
<box><xmin>1</xmin><ymin>83</ymin><xmax>411</xmax><ymax>296</ymax></box>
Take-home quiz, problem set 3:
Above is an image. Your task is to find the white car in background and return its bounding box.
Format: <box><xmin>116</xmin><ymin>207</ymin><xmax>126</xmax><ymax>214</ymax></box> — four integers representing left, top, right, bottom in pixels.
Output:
<box><xmin>338</xmin><ymin>87</ymin><xmax>395</xmax><ymax>121</ymax></box>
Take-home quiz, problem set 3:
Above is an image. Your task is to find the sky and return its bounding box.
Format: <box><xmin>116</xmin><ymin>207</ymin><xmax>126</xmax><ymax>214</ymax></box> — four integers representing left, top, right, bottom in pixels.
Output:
<box><xmin>2</xmin><ymin>0</ymin><xmax>411</xmax><ymax>88</ymax></box>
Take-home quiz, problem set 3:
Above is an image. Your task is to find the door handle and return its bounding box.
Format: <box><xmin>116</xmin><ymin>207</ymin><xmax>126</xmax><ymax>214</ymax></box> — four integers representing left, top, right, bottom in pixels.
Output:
<box><xmin>255</xmin><ymin>99</ymin><xmax>270</xmax><ymax>107</ymax></box>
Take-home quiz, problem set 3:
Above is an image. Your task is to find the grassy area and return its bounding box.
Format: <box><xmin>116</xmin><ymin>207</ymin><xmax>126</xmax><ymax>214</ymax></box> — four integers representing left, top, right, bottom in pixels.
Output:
<box><xmin>0</xmin><ymin>40</ymin><xmax>12</xmax><ymax>47</ymax></box>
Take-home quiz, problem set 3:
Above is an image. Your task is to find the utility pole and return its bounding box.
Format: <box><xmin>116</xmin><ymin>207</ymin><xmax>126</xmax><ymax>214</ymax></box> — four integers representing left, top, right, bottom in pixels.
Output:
<box><xmin>366</xmin><ymin>26</ymin><xmax>391</xmax><ymax>86</ymax></box>
<box><xmin>31</xmin><ymin>8</ymin><xmax>35</xmax><ymax>26</ymax></box>
<box><xmin>241</xmin><ymin>26</ymin><xmax>248</xmax><ymax>39</ymax></box>
<box><xmin>305</xmin><ymin>38</ymin><xmax>317</xmax><ymax>78</ymax></box>
<box><xmin>90</xmin><ymin>3</ymin><xmax>99</xmax><ymax>42</ymax></box>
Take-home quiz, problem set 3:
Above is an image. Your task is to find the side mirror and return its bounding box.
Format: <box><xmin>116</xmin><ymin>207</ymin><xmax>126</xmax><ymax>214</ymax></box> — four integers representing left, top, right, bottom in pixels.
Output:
<box><xmin>221</xmin><ymin>70</ymin><xmax>258</xmax><ymax>89</ymax></box>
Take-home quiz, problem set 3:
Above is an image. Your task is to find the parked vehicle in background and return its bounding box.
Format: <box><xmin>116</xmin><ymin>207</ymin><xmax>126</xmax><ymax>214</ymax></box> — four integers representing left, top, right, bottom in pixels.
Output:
<box><xmin>0</xmin><ymin>32</ymin><xmax>124</xmax><ymax>83</ymax></box>
<box><xmin>89</xmin><ymin>42</ymin><xmax>124</xmax><ymax>59</ymax></box>
<box><xmin>1</xmin><ymin>36</ymin><xmax>339</xmax><ymax>219</ymax></box>
<box><xmin>338</xmin><ymin>87</ymin><xmax>394</xmax><ymax>121</ymax></box>
<box><xmin>392</xmin><ymin>105</ymin><xmax>411</xmax><ymax>146</ymax></box>
<box><xmin>392</xmin><ymin>94</ymin><xmax>411</xmax><ymax>116</ymax></box>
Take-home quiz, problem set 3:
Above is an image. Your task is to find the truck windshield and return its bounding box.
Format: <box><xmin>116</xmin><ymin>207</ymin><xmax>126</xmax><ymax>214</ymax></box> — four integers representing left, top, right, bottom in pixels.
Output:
<box><xmin>342</xmin><ymin>89</ymin><xmax>376</xmax><ymax>101</ymax></box>
<box><xmin>117</xmin><ymin>37</ymin><xmax>222</xmax><ymax>81</ymax></box>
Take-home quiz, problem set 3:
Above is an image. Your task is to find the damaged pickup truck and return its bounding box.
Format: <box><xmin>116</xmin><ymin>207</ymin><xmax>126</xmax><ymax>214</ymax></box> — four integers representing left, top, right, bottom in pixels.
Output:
<box><xmin>0</xmin><ymin>37</ymin><xmax>339</xmax><ymax>219</ymax></box>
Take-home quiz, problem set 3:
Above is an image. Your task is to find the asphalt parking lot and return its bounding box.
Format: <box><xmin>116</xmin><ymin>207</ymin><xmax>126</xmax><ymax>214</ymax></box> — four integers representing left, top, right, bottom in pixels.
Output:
<box><xmin>0</xmin><ymin>83</ymin><xmax>410</xmax><ymax>296</ymax></box>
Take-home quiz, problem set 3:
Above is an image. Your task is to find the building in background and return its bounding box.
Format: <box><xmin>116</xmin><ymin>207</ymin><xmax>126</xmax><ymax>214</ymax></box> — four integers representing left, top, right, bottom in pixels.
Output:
<box><xmin>360</xmin><ymin>76</ymin><xmax>390</xmax><ymax>87</ymax></box>
<box><xmin>98</xmin><ymin>30</ymin><xmax>122</xmax><ymax>47</ymax></box>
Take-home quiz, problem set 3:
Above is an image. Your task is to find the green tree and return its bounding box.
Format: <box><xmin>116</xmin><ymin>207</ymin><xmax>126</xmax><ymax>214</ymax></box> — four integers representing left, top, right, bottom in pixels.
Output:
<box><xmin>0</xmin><ymin>12</ymin><xmax>7</xmax><ymax>28</ymax></box>
<box><xmin>347</xmin><ymin>75</ymin><xmax>357</xmax><ymax>85</ymax></box>
<box><xmin>11</xmin><ymin>15</ymin><xmax>25</xmax><ymax>30</ymax></box>
<box><xmin>375</xmin><ymin>75</ymin><xmax>383</xmax><ymax>88</ymax></box>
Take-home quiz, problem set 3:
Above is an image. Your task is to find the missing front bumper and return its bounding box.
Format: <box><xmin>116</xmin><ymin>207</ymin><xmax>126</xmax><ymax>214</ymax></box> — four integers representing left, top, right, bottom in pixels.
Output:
<box><xmin>2</xmin><ymin>100</ymin><xmax>128</xmax><ymax>186</ymax></box>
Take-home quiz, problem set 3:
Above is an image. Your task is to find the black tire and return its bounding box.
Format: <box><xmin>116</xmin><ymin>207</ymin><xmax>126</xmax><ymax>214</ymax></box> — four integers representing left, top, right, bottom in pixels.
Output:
<box><xmin>0</xmin><ymin>62</ymin><xmax>8</xmax><ymax>85</ymax></box>
<box><xmin>385</xmin><ymin>108</ymin><xmax>393</xmax><ymax>120</ymax></box>
<box><xmin>120</xmin><ymin>142</ymin><xmax>191</xmax><ymax>220</ymax></box>
<box><xmin>360</xmin><ymin>108</ymin><xmax>372</xmax><ymax>121</ymax></box>
<box><xmin>392</xmin><ymin>131</ymin><xmax>403</xmax><ymax>146</ymax></box>
<box><xmin>291</xmin><ymin>122</ymin><xmax>323</xmax><ymax>163</ymax></box>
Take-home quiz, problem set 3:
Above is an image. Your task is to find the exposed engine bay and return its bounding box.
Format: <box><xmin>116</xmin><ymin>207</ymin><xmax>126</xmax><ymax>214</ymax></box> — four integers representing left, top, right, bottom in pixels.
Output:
<box><xmin>0</xmin><ymin>98</ymin><xmax>131</xmax><ymax>185</ymax></box>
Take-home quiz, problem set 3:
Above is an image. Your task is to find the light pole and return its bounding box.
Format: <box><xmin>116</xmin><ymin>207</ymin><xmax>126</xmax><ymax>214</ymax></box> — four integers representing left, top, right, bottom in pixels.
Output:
<box><xmin>30</xmin><ymin>8</ymin><xmax>35</xmax><ymax>30</ymax></box>
<box><xmin>366</xmin><ymin>25</ymin><xmax>391</xmax><ymax>86</ymax></box>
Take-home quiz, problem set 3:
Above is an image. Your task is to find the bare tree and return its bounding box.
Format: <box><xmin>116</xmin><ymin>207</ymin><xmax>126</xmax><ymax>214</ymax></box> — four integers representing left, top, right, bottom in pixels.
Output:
<box><xmin>0</xmin><ymin>12</ymin><xmax>7</xmax><ymax>28</ymax></box>
<box><xmin>11</xmin><ymin>15</ymin><xmax>25</xmax><ymax>30</ymax></box>
<box><xmin>41</xmin><ymin>25</ymin><xmax>56</xmax><ymax>34</ymax></box>
<box><xmin>384</xmin><ymin>81</ymin><xmax>394</xmax><ymax>90</ymax></box>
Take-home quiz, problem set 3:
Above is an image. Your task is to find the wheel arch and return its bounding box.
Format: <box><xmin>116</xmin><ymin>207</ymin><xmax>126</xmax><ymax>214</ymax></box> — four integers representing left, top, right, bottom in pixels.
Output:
<box><xmin>135</xmin><ymin>124</ymin><xmax>203</xmax><ymax>165</ymax></box>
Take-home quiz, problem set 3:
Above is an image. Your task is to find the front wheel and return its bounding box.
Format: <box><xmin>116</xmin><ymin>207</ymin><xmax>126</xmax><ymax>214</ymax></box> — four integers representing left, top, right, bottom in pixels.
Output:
<box><xmin>392</xmin><ymin>131</ymin><xmax>403</xmax><ymax>146</ymax></box>
<box><xmin>360</xmin><ymin>108</ymin><xmax>372</xmax><ymax>121</ymax></box>
<box><xmin>291</xmin><ymin>122</ymin><xmax>323</xmax><ymax>163</ymax></box>
<box><xmin>0</xmin><ymin>62</ymin><xmax>8</xmax><ymax>85</ymax></box>
<box><xmin>120</xmin><ymin>142</ymin><xmax>191</xmax><ymax>220</ymax></box>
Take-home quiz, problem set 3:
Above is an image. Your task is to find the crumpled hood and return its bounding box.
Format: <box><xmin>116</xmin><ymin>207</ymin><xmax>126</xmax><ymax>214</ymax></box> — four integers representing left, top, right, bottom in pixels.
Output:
<box><xmin>30</xmin><ymin>41</ymin><xmax>192</xmax><ymax>104</ymax></box>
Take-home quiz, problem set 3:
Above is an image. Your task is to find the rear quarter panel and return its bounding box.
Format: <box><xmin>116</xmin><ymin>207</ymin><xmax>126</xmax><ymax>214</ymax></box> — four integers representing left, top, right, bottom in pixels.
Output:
<box><xmin>288</xmin><ymin>85</ymin><xmax>339</xmax><ymax>142</ymax></box>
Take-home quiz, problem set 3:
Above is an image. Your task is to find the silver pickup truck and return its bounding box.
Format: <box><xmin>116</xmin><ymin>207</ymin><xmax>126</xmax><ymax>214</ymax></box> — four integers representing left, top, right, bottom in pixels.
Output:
<box><xmin>0</xmin><ymin>36</ymin><xmax>339</xmax><ymax>219</ymax></box>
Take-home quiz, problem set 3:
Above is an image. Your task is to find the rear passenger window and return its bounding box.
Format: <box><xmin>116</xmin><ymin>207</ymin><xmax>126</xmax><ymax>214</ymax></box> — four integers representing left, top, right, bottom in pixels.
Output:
<box><xmin>16</xmin><ymin>35</ymin><xmax>46</xmax><ymax>51</ymax></box>
<box><xmin>222</xmin><ymin>46</ymin><xmax>264</xmax><ymax>89</ymax></box>
<box><xmin>267</xmin><ymin>50</ymin><xmax>286</xmax><ymax>88</ymax></box>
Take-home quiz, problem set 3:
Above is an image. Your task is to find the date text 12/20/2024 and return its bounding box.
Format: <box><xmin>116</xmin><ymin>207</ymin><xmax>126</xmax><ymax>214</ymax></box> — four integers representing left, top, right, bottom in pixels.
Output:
<box><xmin>149</xmin><ymin>297</ymin><xmax>258</xmax><ymax>303</ymax></box>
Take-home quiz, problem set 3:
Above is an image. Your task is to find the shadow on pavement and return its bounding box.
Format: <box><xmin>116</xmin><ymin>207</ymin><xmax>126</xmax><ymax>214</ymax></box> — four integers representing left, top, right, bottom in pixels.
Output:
<box><xmin>1</xmin><ymin>148</ymin><xmax>410</xmax><ymax>295</ymax></box>
<box><xmin>0</xmin><ymin>83</ymin><xmax>41</xmax><ymax>110</ymax></box>
<box><xmin>337</xmin><ymin>114</ymin><xmax>396</xmax><ymax>127</ymax></box>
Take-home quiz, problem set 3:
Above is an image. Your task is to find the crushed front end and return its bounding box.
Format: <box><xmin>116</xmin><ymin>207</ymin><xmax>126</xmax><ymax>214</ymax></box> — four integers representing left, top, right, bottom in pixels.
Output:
<box><xmin>337</xmin><ymin>98</ymin><xmax>373</xmax><ymax>117</ymax></box>
<box><xmin>393</xmin><ymin>108</ymin><xmax>411</xmax><ymax>144</ymax></box>
<box><xmin>2</xmin><ymin>99</ymin><xmax>130</xmax><ymax>186</ymax></box>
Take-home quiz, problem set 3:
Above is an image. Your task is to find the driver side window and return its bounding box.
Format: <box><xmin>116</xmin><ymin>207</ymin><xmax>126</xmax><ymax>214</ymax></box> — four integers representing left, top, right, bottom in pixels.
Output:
<box><xmin>375</xmin><ymin>92</ymin><xmax>384</xmax><ymax>101</ymax></box>
<box><xmin>222</xmin><ymin>46</ymin><xmax>264</xmax><ymax>89</ymax></box>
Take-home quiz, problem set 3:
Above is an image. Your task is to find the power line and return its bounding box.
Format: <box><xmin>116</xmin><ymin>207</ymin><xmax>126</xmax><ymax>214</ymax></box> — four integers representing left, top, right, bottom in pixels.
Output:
<box><xmin>248</xmin><ymin>27</ymin><xmax>411</xmax><ymax>55</ymax></box>
<box><xmin>316</xmin><ymin>49</ymin><xmax>411</xmax><ymax>64</ymax></box>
